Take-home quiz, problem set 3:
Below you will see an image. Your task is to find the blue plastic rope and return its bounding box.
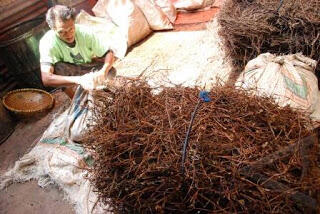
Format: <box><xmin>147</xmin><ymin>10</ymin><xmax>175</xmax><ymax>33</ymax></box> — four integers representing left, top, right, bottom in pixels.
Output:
<box><xmin>276</xmin><ymin>0</ymin><xmax>284</xmax><ymax>13</ymax></box>
<box><xmin>199</xmin><ymin>91</ymin><xmax>211</xmax><ymax>103</ymax></box>
<box><xmin>181</xmin><ymin>91</ymin><xmax>211</xmax><ymax>174</ymax></box>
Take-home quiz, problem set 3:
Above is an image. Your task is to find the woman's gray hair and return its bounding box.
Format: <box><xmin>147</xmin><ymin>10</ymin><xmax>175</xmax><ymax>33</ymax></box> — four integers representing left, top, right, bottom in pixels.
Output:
<box><xmin>46</xmin><ymin>5</ymin><xmax>76</xmax><ymax>29</ymax></box>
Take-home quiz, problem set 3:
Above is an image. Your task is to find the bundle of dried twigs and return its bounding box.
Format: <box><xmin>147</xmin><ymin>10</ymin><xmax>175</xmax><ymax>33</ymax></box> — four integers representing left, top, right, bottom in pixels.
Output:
<box><xmin>218</xmin><ymin>0</ymin><xmax>320</xmax><ymax>77</ymax></box>
<box><xmin>83</xmin><ymin>81</ymin><xmax>319</xmax><ymax>213</ymax></box>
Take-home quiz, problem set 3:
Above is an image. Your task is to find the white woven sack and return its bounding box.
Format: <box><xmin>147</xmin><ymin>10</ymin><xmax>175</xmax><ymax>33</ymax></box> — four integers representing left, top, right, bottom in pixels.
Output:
<box><xmin>235</xmin><ymin>53</ymin><xmax>320</xmax><ymax>121</ymax></box>
<box><xmin>134</xmin><ymin>0</ymin><xmax>173</xmax><ymax>30</ymax></box>
<box><xmin>155</xmin><ymin>0</ymin><xmax>177</xmax><ymax>23</ymax></box>
<box><xmin>92</xmin><ymin>0</ymin><xmax>152</xmax><ymax>46</ymax></box>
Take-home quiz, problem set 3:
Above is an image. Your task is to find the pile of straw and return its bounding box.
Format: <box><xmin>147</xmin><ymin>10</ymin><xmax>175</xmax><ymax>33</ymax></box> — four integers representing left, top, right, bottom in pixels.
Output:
<box><xmin>218</xmin><ymin>0</ymin><xmax>320</xmax><ymax>77</ymax></box>
<box><xmin>83</xmin><ymin>81</ymin><xmax>319</xmax><ymax>213</ymax></box>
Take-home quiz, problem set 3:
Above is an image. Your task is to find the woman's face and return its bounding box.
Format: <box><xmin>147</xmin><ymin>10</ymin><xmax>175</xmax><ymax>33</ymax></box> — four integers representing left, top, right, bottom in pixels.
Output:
<box><xmin>54</xmin><ymin>19</ymin><xmax>75</xmax><ymax>44</ymax></box>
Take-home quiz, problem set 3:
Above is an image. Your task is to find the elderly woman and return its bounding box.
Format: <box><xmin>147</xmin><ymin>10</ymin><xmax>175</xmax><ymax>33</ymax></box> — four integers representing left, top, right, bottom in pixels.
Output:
<box><xmin>39</xmin><ymin>5</ymin><xmax>116</xmax><ymax>94</ymax></box>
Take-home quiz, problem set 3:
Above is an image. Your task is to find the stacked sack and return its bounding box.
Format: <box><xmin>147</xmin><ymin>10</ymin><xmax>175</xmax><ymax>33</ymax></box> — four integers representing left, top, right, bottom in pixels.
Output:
<box><xmin>92</xmin><ymin>0</ymin><xmax>177</xmax><ymax>46</ymax></box>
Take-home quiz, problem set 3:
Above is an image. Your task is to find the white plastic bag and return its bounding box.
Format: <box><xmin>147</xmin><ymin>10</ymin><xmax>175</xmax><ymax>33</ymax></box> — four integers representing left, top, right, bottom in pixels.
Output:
<box><xmin>65</xmin><ymin>86</ymin><xmax>95</xmax><ymax>142</ymax></box>
<box><xmin>92</xmin><ymin>0</ymin><xmax>152</xmax><ymax>46</ymax></box>
<box><xmin>235</xmin><ymin>53</ymin><xmax>320</xmax><ymax>120</ymax></box>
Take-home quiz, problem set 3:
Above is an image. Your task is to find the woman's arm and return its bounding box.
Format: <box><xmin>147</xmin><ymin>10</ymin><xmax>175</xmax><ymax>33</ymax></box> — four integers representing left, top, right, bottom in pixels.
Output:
<box><xmin>99</xmin><ymin>50</ymin><xmax>115</xmax><ymax>75</ymax></box>
<box><xmin>41</xmin><ymin>64</ymin><xmax>81</xmax><ymax>87</ymax></box>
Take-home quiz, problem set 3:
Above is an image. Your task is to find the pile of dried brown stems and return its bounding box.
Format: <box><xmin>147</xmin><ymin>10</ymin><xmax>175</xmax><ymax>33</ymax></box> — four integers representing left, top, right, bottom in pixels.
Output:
<box><xmin>218</xmin><ymin>0</ymin><xmax>320</xmax><ymax>76</ymax></box>
<box><xmin>83</xmin><ymin>81</ymin><xmax>319</xmax><ymax>213</ymax></box>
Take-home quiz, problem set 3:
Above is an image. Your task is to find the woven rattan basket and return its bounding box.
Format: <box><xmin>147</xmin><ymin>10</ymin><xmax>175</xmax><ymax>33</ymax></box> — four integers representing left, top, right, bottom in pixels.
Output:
<box><xmin>2</xmin><ymin>88</ymin><xmax>54</xmax><ymax>118</ymax></box>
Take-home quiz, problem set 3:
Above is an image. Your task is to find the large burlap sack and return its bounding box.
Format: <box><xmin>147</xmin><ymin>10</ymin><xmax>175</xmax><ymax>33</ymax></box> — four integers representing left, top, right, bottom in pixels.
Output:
<box><xmin>76</xmin><ymin>10</ymin><xmax>127</xmax><ymax>59</ymax></box>
<box><xmin>173</xmin><ymin>0</ymin><xmax>215</xmax><ymax>10</ymax></box>
<box><xmin>235</xmin><ymin>53</ymin><xmax>320</xmax><ymax>121</ymax></box>
<box><xmin>92</xmin><ymin>0</ymin><xmax>152</xmax><ymax>46</ymax></box>
<box><xmin>134</xmin><ymin>0</ymin><xmax>173</xmax><ymax>30</ymax></box>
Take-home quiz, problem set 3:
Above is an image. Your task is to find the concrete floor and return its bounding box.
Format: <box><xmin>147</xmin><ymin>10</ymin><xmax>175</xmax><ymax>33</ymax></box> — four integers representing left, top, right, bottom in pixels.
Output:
<box><xmin>0</xmin><ymin>90</ymin><xmax>74</xmax><ymax>214</ymax></box>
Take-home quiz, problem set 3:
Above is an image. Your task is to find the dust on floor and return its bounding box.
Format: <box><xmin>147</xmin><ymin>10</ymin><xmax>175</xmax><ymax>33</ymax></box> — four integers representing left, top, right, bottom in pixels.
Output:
<box><xmin>115</xmin><ymin>19</ymin><xmax>232</xmax><ymax>90</ymax></box>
